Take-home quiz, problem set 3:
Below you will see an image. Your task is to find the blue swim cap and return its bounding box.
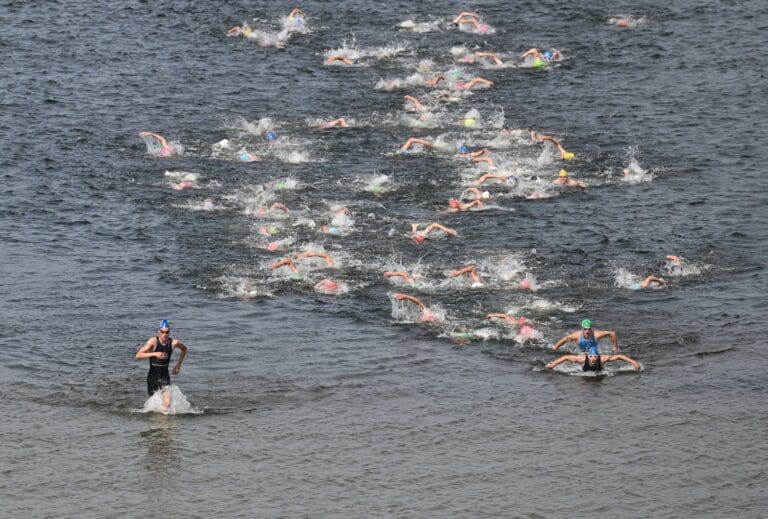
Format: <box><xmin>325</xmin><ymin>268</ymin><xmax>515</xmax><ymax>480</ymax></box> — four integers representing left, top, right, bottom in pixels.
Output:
<box><xmin>328</xmin><ymin>226</ymin><xmax>339</xmax><ymax>234</ymax></box>
<box><xmin>543</xmin><ymin>51</ymin><xmax>553</xmax><ymax>60</ymax></box>
<box><xmin>587</xmin><ymin>346</ymin><xmax>599</xmax><ymax>356</ymax></box>
<box><xmin>459</xmin><ymin>145</ymin><xmax>468</xmax><ymax>154</ymax></box>
<box><xmin>266</xmin><ymin>131</ymin><xmax>276</xmax><ymax>141</ymax></box>
<box><xmin>159</xmin><ymin>319</ymin><xmax>170</xmax><ymax>330</ymax></box>
<box><xmin>239</xmin><ymin>152</ymin><xmax>251</xmax><ymax>162</ymax></box>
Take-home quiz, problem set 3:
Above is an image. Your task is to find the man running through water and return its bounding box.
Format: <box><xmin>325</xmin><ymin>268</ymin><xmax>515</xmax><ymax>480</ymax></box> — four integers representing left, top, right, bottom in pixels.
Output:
<box><xmin>546</xmin><ymin>346</ymin><xmax>641</xmax><ymax>372</ymax></box>
<box><xmin>552</xmin><ymin>319</ymin><xmax>619</xmax><ymax>353</ymax></box>
<box><xmin>135</xmin><ymin>320</ymin><xmax>188</xmax><ymax>410</ymax></box>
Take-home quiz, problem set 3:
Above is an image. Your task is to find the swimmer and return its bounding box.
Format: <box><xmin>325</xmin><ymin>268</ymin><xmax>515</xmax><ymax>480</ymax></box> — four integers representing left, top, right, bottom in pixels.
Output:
<box><xmin>453</xmin><ymin>324</ymin><xmax>477</xmax><ymax>346</ymax></box>
<box><xmin>520</xmin><ymin>48</ymin><xmax>561</xmax><ymax>62</ymax></box>
<box><xmin>546</xmin><ymin>346</ymin><xmax>641</xmax><ymax>372</ymax></box>
<box><xmin>403</xmin><ymin>95</ymin><xmax>425</xmax><ymax>112</ymax></box>
<box><xmin>425</xmin><ymin>73</ymin><xmax>445</xmax><ymax>87</ymax></box>
<box><xmin>321</xmin><ymin>225</ymin><xmax>343</xmax><ymax>235</ymax></box>
<box><xmin>227</xmin><ymin>23</ymin><xmax>252</xmax><ymax>37</ymax></box>
<box><xmin>259</xmin><ymin>224</ymin><xmax>282</xmax><ymax>236</ymax></box>
<box><xmin>448</xmin><ymin>265</ymin><xmax>483</xmax><ymax>287</ymax></box>
<box><xmin>172</xmin><ymin>180</ymin><xmax>193</xmax><ymax>191</ymax></box>
<box><xmin>410</xmin><ymin>222</ymin><xmax>458</xmax><ymax>243</ymax></box>
<box><xmin>474</xmin><ymin>173</ymin><xmax>516</xmax><ymax>186</ymax></box>
<box><xmin>314</xmin><ymin>278</ymin><xmax>342</xmax><ymax>294</ymax></box>
<box><xmin>474</xmin><ymin>52</ymin><xmax>504</xmax><ymax>66</ymax></box>
<box><xmin>384</xmin><ymin>271</ymin><xmax>422</xmax><ymax>289</ymax></box>
<box><xmin>270</xmin><ymin>258</ymin><xmax>304</xmax><ymax>279</ymax></box>
<box><xmin>296</xmin><ymin>251</ymin><xmax>335</xmax><ymax>267</ymax></box>
<box><xmin>553</xmin><ymin>319</ymin><xmax>619</xmax><ymax>353</ymax></box>
<box><xmin>628</xmin><ymin>275</ymin><xmax>665</xmax><ymax>291</ymax></box>
<box><xmin>448</xmin><ymin>198</ymin><xmax>485</xmax><ymax>212</ymax></box>
<box><xmin>139</xmin><ymin>131</ymin><xmax>176</xmax><ymax>157</ymax></box>
<box><xmin>392</xmin><ymin>293</ymin><xmax>436</xmax><ymax>322</ymax></box>
<box><xmin>530</xmin><ymin>130</ymin><xmax>574</xmax><ymax>160</ymax></box>
<box><xmin>665</xmin><ymin>255</ymin><xmax>684</xmax><ymax>275</ymax></box>
<box><xmin>455</xmin><ymin>77</ymin><xmax>494</xmax><ymax>90</ymax></box>
<box><xmin>287</xmin><ymin>8</ymin><xmax>304</xmax><ymax>22</ymax></box>
<box><xmin>326</xmin><ymin>55</ymin><xmax>357</xmax><ymax>66</ymax></box>
<box><xmin>266</xmin><ymin>131</ymin><xmax>277</xmax><ymax>143</ymax></box>
<box><xmin>608</xmin><ymin>17</ymin><xmax>638</xmax><ymax>28</ymax></box>
<box><xmin>238</xmin><ymin>150</ymin><xmax>260</xmax><ymax>162</ymax></box>
<box><xmin>399</xmin><ymin>137</ymin><xmax>433</xmax><ymax>153</ymax></box>
<box><xmin>485</xmin><ymin>313</ymin><xmax>529</xmax><ymax>325</ymax></box>
<box><xmin>554</xmin><ymin>169</ymin><xmax>587</xmax><ymax>189</ymax></box>
<box><xmin>135</xmin><ymin>320</ymin><xmax>188</xmax><ymax>411</ymax></box>
<box><xmin>318</xmin><ymin>117</ymin><xmax>350</xmax><ymax>129</ymax></box>
<box><xmin>256</xmin><ymin>202</ymin><xmax>289</xmax><ymax>217</ymax></box>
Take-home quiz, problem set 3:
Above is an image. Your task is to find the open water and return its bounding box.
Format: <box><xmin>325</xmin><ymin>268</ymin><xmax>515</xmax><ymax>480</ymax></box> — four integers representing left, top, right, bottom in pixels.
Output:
<box><xmin>1</xmin><ymin>0</ymin><xmax>767</xmax><ymax>517</ymax></box>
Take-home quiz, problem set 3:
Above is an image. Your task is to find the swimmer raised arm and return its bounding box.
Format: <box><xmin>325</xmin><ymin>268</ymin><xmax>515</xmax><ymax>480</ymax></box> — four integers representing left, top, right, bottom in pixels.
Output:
<box><xmin>463</xmin><ymin>187</ymin><xmax>489</xmax><ymax>200</ymax></box>
<box><xmin>403</xmin><ymin>95</ymin><xmax>425</xmax><ymax>111</ymax></box>
<box><xmin>475</xmin><ymin>52</ymin><xmax>503</xmax><ymax>65</ymax></box>
<box><xmin>425</xmin><ymin>73</ymin><xmax>445</xmax><ymax>87</ymax></box>
<box><xmin>453</xmin><ymin>12</ymin><xmax>480</xmax><ymax>24</ymax></box>
<box><xmin>320</xmin><ymin>117</ymin><xmax>350</xmax><ymax>129</ymax></box>
<box><xmin>400</xmin><ymin>137</ymin><xmax>434</xmax><ymax>152</ymax></box>
<box><xmin>448</xmin><ymin>198</ymin><xmax>485</xmax><ymax>212</ymax></box>
<box><xmin>474</xmin><ymin>173</ymin><xmax>510</xmax><ymax>185</ymax></box>
<box><xmin>460</xmin><ymin>77</ymin><xmax>494</xmax><ymax>90</ymax></box>
<box><xmin>384</xmin><ymin>271</ymin><xmax>418</xmax><ymax>285</ymax></box>
<box><xmin>288</xmin><ymin>8</ymin><xmax>304</xmax><ymax>18</ymax></box>
<box><xmin>448</xmin><ymin>265</ymin><xmax>482</xmax><ymax>285</ymax></box>
<box><xmin>326</xmin><ymin>56</ymin><xmax>354</xmax><ymax>65</ymax></box>
<box><xmin>270</xmin><ymin>258</ymin><xmax>299</xmax><ymax>273</ymax></box>
<box><xmin>392</xmin><ymin>293</ymin><xmax>426</xmax><ymax>311</ymax></box>
<box><xmin>296</xmin><ymin>251</ymin><xmax>335</xmax><ymax>267</ymax></box>
<box><xmin>485</xmin><ymin>313</ymin><xmax>528</xmax><ymax>325</ymax></box>
<box><xmin>139</xmin><ymin>131</ymin><xmax>169</xmax><ymax>147</ymax></box>
<box><xmin>423</xmin><ymin>223</ymin><xmax>458</xmax><ymax>236</ymax></box>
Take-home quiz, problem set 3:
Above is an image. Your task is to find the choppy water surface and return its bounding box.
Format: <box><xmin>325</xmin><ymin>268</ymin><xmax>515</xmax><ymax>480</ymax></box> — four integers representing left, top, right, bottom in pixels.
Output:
<box><xmin>1</xmin><ymin>0</ymin><xmax>767</xmax><ymax>516</ymax></box>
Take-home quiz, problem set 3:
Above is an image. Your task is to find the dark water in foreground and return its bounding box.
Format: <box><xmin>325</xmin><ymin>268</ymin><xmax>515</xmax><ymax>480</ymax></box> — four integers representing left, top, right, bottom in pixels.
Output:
<box><xmin>1</xmin><ymin>0</ymin><xmax>767</xmax><ymax>516</ymax></box>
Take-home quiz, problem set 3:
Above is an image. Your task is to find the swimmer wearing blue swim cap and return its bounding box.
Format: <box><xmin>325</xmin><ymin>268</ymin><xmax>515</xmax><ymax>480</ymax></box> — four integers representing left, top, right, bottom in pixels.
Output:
<box><xmin>543</xmin><ymin>50</ymin><xmax>553</xmax><ymax>60</ymax></box>
<box><xmin>459</xmin><ymin>145</ymin><xmax>469</xmax><ymax>154</ymax></box>
<box><xmin>266</xmin><ymin>131</ymin><xmax>276</xmax><ymax>141</ymax></box>
<box><xmin>135</xmin><ymin>319</ymin><xmax>189</xmax><ymax>408</ymax></box>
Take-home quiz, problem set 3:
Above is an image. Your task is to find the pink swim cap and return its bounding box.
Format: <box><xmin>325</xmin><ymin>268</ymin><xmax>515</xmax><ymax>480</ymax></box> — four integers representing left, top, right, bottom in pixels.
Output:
<box><xmin>267</xmin><ymin>242</ymin><xmax>278</xmax><ymax>251</ymax></box>
<box><xmin>519</xmin><ymin>279</ymin><xmax>531</xmax><ymax>290</ymax></box>
<box><xmin>479</xmin><ymin>24</ymin><xmax>489</xmax><ymax>31</ymax></box>
<box><xmin>325</xmin><ymin>280</ymin><xmax>338</xmax><ymax>291</ymax></box>
<box><xmin>449</xmin><ymin>199</ymin><xmax>460</xmax><ymax>208</ymax></box>
<box><xmin>422</xmin><ymin>310</ymin><xmax>435</xmax><ymax>322</ymax></box>
<box><xmin>455</xmin><ymin>81</ymin><xmax>465</xmax><ymax>90</ymax></box>
<box><xmin>414</xmin><ymin>234</ymin><xmax>426</xmax><ymax>243</ymax></box>
<box><xmin>160</xmin><ymin>145</ymin><xmax>172</xmax><ymax>157</ymax></box>
<box><xmin>520</xmin><ymin>324</ymin><xmax>533</xmax><ymax>337</ymax></box>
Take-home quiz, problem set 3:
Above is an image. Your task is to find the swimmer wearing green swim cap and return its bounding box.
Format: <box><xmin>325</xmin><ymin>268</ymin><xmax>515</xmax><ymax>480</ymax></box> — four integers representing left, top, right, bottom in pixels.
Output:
<box><xmin>552</xmin><ymin>321</ymin><xmax>620</xmax><ymax>353</ymax></box>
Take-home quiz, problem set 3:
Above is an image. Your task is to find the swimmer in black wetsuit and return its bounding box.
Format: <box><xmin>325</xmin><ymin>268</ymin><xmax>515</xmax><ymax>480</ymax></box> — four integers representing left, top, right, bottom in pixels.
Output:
<box><xmin>135</xmin><ymin>320</ymin><xmax>188</xmax><ymax>410</ymax></box>
<box><xmin>545</xmin><ymin>346</ymin><xmax>641</xmax><ymax>372</ymax></box>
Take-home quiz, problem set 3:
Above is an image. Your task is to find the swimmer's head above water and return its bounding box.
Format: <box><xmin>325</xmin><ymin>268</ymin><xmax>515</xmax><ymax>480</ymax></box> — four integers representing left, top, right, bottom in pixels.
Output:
<box><xmin>266</xmin><ymin>131</ymin><xmax>276</xmax><ymax>142</ymax></box>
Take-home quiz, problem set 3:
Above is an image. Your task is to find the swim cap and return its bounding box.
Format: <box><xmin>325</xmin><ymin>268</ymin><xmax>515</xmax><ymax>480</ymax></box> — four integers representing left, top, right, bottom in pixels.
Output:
<box><xmin>422</xmin><ymin>310</ymin><xmax>435</xmax><ymax>322</ymax></box>
<box><xmin>267</xmin><ymin>242</ymin><xmax>278</xmax><ymax>251</ymax></box>
<box><xmin>481</xmin><ymin>191</ymin><xmax>490</xmax><ymax>199</ymax></box>
<box><xmin>290</xmin><ymin>272</ymin><xmax>304</xmax><ymax>280</ymax></box>
<box><xmin>276</xmin><ymin>181</ymin><xmax>286</xmax><ymax>189</ymax></box>
<box><xmin>458</xmin><ymin>145</ymin><xmax>469</xmax><ymax>154</ymax></box>
<box><xmin>581</xmin><ymin>319</ymin><xmax>592</xmax><ymax>329</ymax></box>
<box><xmin>159</xmin><ymin>319</ymin><xmax>170</xmax><ymax>330</ymax></box>
<box><xmin>559</xmin><ymin>169</ymin><xmax>568</xmax><ymax>177</ymax></box>
<box><xmin>239</xmin><ymin>152</ymin><xmax>252</xmax><ymax>162</ymax></box>
<box><xmin>462</xmin><ymin>332</ymin><xmax>474</xmax><ymax>340</ymax></box>
<box><xmin>449</xmin><ymin>198</ymin><xmax>460</xmax><ymax>208</ymax></box>
<box><xmin>563</xmin><ymin>152</ymin><xmax>575</xmax><ymax>160</ymax></box>
<box><xmin>464</xmin><ymin>118</ymin><xmax>477</xmax><ymax>127</ymax></box>
<box><xmin>587</xmin><ymin>346</ymin><xmax>600</xmax><ymax>356</ymax></box>
<box><xmin>479</xmin><ymin>24</ymin><xmax>489</xmax><ymax>31</ymax></box>
<box><xmin>543</xmin><ymin>51</ymin><xmax>553</xmax><ymax>60</ymax></box>
<box><xmin>327</xmin><ymin>226</ymin><xmax>339</xmax><ymax>234</ymax></box>
<box><xmin>268</xmin><ymin>225</ymin><xmax>278</xmax><ymax>234</ymax></box>
<box><xmin>415</xmin><ymin>234</ymin><xmax>426</xmax><ymax>243</ymax></box>
<box><xmin>266</xmin><ymin>131</ymin><xmax>276</xmax><ymax>141</ymax></box>
<box><xmin>519</xmin><ymin>279</ymin><xmax>531</xmax><ymax>290</ymax></box>
<box><xmin>371</xmin><ymin>185</ymin><xmax>383</xmax><ymax>193</ymax></box>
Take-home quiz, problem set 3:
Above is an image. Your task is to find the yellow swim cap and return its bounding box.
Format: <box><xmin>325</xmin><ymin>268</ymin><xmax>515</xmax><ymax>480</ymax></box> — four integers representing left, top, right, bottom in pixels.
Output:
<box><xmin>563</xmin><ymin>152</ymin><xmax>575</xmax><ymax>160</ymax></box>
<box><xmin>464</xmin><ymin>118</ymin><xmax>477</xmax><ymax>127</ymax></box>
<box><xmin>559</xmin><ymin>169</ymin><xmax>568</xmax><ymax>177</ymax></box>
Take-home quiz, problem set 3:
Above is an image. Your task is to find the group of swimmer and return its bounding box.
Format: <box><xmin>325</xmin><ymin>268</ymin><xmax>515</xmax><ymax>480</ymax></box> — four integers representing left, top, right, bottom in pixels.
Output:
<box><xmin>134</xmin><ymin>8</ymin><xmax>674</xmax><ymax>400</ymax></box>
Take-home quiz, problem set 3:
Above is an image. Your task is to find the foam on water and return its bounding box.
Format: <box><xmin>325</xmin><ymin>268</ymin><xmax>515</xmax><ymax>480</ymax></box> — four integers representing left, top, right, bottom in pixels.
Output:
<box><xmin>134</xmin><ymin>385</ymin><xmax>202</xmax><ymax>415</ymax></box>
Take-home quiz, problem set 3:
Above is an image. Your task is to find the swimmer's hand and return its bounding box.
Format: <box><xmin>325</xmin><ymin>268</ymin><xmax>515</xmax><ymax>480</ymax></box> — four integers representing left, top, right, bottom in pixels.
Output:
<box><xmin>172</xmin><ymin>365</ymin><xmax>181</xmax><ymax>375</ymax></box>
<box><xmin>155</xmin><ymin>352</ymin><xmax>168</xmax><ymax>359</ymax></box>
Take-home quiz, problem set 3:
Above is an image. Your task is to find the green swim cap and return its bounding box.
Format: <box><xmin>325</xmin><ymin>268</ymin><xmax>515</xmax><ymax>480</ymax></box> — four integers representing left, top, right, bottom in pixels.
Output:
<box><xmin>410</xmin><ymin>283</ymin><xmax>421</xmax><ymax>290</ymax></box>
<box><xmin>276</xmin><ymin>181</ymin><xmax>286</xmax><ymax>189</ymax></box>
<box><xmin>290</xmin><ymin>273</ymin><xmax>304</xmax><ymax>280</ymax></box>
<box><xmin>371</xmin><ymin>185</ymin><xmax>383</xmax><ymax>193</ymax></box>
<box><xmin>581</xmin><ymin>319</ymin><xmax>592</xmax><ymax>329</ymax></box>
<box><xmin>462</xmin><ymin>332</ymin><xmax>475</xmax><ymax>340</ymax></box>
